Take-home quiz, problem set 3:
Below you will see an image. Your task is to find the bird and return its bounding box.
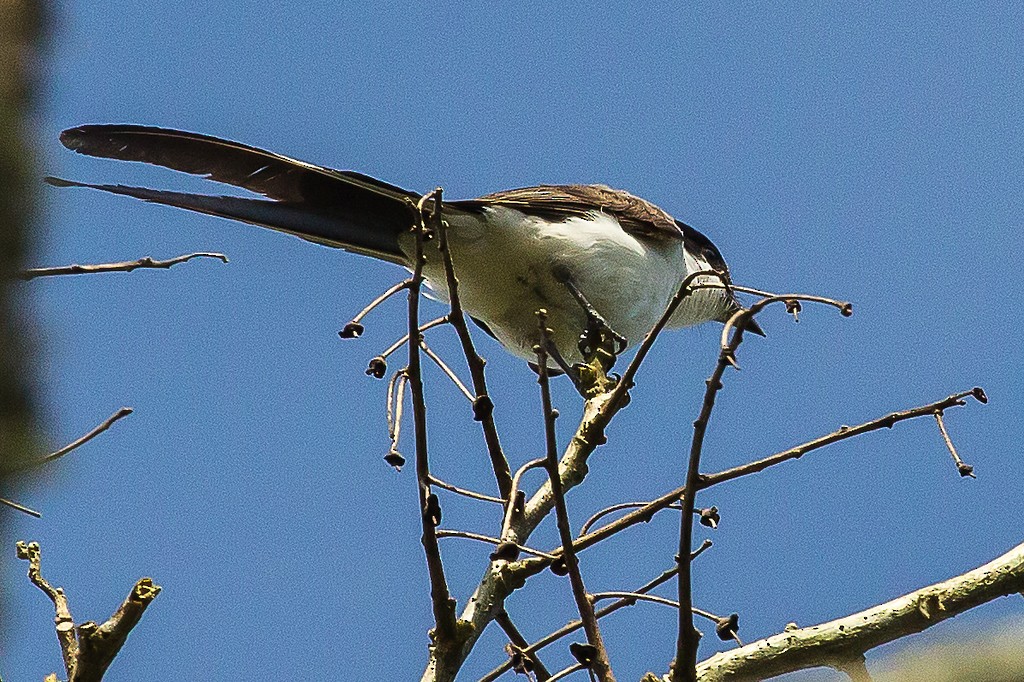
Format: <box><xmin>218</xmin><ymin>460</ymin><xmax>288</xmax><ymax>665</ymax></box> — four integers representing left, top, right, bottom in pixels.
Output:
<box><xmin>51</xmin><ymin>125</ymin><xmax>762</xmax><ymax>377</ymax></box>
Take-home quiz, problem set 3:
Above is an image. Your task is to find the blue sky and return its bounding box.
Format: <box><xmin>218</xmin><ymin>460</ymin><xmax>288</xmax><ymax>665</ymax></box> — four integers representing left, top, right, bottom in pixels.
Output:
<box><xmin>5</xmin><ymin>2</ymin><xmax>1023</xmax><ymax>680</ymax></box>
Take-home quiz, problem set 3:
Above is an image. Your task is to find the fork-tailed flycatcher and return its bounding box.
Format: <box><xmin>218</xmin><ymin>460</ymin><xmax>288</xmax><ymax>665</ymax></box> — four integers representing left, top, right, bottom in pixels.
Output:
<box><xmin>51</xmin><ymin>125</ymin><xmax>762</xmax><ymax>372</ymax></box>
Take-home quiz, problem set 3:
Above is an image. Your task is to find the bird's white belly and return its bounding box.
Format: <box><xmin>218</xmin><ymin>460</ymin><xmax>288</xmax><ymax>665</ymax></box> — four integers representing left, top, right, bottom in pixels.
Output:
<box><xmin>400</xmin><ymin>206</ymin><xmax>711</xmax><ymax>365</ymax></box>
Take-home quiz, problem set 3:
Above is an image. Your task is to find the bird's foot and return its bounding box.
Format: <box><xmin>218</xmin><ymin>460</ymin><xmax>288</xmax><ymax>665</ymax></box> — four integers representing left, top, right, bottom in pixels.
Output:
<box><xmin>572</xmin><ymin>356</ymin><xmax>619</xmax><ymax>399</ymax></box>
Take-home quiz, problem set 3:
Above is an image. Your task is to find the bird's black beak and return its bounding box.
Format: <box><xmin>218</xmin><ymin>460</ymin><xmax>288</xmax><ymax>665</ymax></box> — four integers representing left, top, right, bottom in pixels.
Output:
<box><xmin>742</xmin><ymin>316</ymin><xmax>767</xmax><ymax>337</ymax></box>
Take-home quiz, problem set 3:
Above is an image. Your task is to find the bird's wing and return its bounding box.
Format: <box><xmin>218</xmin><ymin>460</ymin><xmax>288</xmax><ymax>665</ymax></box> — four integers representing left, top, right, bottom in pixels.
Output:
<box><xmin>456</xmin><ymin>184</ymin><xmax>684</xmax><ymax>242</ymax></box>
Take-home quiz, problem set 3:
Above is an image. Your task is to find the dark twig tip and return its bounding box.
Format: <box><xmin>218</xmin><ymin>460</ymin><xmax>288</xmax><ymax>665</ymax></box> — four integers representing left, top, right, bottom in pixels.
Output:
<box><xmin>550</xmin><ymin>558</ymin><xmax>569</xmax><ymax>576</ymax></box>
<box><xmin>840</xmin><ymin>302</ymin><xmax>854</xmax><ymax>317</ymax></box>
<box><xmin>472</xmin><ymin>395</ymin><xmax>494</xmax><ymax>421</ymax></box>
<box><xmin>366</xmin><ymin>356</ymin><xmax>387</xmax><ymax>379</ymax></box>
<box><xmin>971</xmin><ymin>387</ymin><xmax>989</xmax><ymax>404</ymax></box>
<box><xmin>424</xmin><ymin>494</ymin><xmax>442</xmax><ymax>527</ymax></box>
<box><xmin>489</xmin><ymin>541</ymin><xmax>521</xmax><ymax>562</ymax></box>
<box><xmin>698</xmin><ymin>507</ymin><xmax>720</xmax><ymax>529</ymax></box>
<box><xmin>568</xmin><ymin>642</ymin><xmax>598</xmax><ymax>667</ymax></box>
<box><xmin>384</xmin><ymin>450</ymin><xmax>406</xmax><ymax>470</ymax></box>
<box><xmin>958</xmin><ymin>463</ymin><xmax>976</xmax><ymax>478</ymax></box>
<box><xmin>339</xmin><ymin>322</ymin><xmax>365</xmax><ymax>339</ymax></box>
<box><xmin>715</xmin><ymin>613</ymin><xmax>740</xmax><ymax>641</ymax></box>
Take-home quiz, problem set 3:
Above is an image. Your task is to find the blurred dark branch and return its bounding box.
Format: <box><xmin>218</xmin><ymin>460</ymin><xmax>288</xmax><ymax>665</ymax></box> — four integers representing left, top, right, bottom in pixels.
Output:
<box><xmin>15</xmin><ymin>252</ymin><xmax>228</xmax><ymax>280</ymax></box>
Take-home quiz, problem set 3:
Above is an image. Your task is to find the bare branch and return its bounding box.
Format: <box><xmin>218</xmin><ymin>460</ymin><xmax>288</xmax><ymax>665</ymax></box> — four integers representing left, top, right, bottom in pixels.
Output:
<box><xmin>500</xmin><ymin>457</ymin><xmax>547</xmax><ymax>541</ymax></box>
<box><xmin>338</xmin><ymin>280</ymin><xmax>408</xmax><ymax>338</ymax></box>
<box><xmin>580</xmin><ymin>501</ymin><xmax>685</xmax><ymax>536</ymax></box>
<box><xmin>433</xmin><ymin>190</ymin><xmax>513</xmax><ymax>500</ymax></box>
<box><xmin>481</xmin><ymin>543</ymin><xmax>713</xmax><ymax>682</ymax></box>
<box><xmin>35</xmin><ymin>407</ymin><xmax>133</xmax><ymax>468</ymax></box>
<box><xmin>933</xmin><ymin>410</ymin><xmax>975</xmax><ymax>477</ymax></box>
<box><xmin>419</xmin><ymin>340</ymin><xmax>474</xmax><ymax>401</ymax></box>
<box><xmin>16</xmin><ymin>252</ymin><xmax>227</xmax><ymax>280</ymax></box>
<box><xmin>435</xmin><ymin>529</ymin><xmax>558</xmax><ymax>560</ymax></box>
<box><xmin>547</xmin><ymin>663</ymin><xmax>587</xmax><ymax>682</ymax></box>
<box><xmin>366</xmin><ymin>316</ymin><xmax>448</xmax><ymax>379</ymax></box>
<box><xmin>74</xmin><ymin>576</ymin><xmax>161</xmax><ymax>682</ymax></box>
<box><xmin>552</xmin><ymin>389</ymin><xmax>985</xmax><ymax>570</ymax></box>
<box><xmin>607</xmin><ymin>271</ymin><xmax>726</xmax><ymax>412</ymax></box>
<box><xmin>536</xmin><ymin>310</ymin><xmax>615</xmax><ymax>682</ymax></box>
<box><xmin>0</xmin><ymin>496</ymin><xmax>41</xmax><ymax>517</ymax></box>
<box><xmin>427</xmin><ymin>475</ymin><xmax>505</xmax><ymax>504</ymax></box>
<box><xmin>16</xmin><ymin>541</ymin><xmax>77</xmax><ymax>677</ymax></box>
<box><xmin>494</xmin><ymin>610</ymin><xmax>552</xmax><ymax>680</ymax></box>
<box><xmin>409</xmin><ymin>190</ymin><xmax>458</xmax><ymax>653</ymax></box>
<box><xmin>383</xmin><ymin>371</ymin><xmax>409</xmax><ymax>469</ymax></box>
<box><xmin>694</xmin><ymin>539</ymin><xmax>1024</xmax><ymax>681</ymax></box>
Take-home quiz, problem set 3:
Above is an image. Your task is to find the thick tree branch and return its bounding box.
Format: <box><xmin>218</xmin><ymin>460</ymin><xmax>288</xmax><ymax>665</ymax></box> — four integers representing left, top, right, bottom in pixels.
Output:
<box><xmin>690</xmin><ymin>539</ymin><xmax>1024</xmax><ymax>681</ymax></box>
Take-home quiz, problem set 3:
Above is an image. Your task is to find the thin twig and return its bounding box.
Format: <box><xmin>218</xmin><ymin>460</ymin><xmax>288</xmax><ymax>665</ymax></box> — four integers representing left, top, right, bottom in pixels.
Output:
<box><xmin>23</xmin><ymin>407</ymin><xmax>134</xmax><ymax>470</ymax></box>
<box><xmin>500</xmin><ymin>457</ymin><xmax>548</xmax><ymax>541</ymax></box>
<box><xmin>16</xmin><ymin>252</ymin><xmax>228</xmax><ymax>280</ymax></box>
<box><xmin>435</xmin><ymin>530</ymin><xmax>558</xmax><ymax>560</ymax></box>
<box><xmin>433</xmin><ymin>191</ymin><xmax>513</xmax><ymax>500</ymax></box>
<box><xmin>384</xmin><ymin>371</ymin><xmax>409</xmax><ymax>467</ymax></box>
<box><xmin>377</xmin><ymin>315</ymin><xmax>449</xmax><ymax>360</ymax></box>
<box><xmin>494</xmin><ymin>610</ymin><xmax>552</xmax><ymax>680</ymax></box>
<box><xmin>607</xmin><ymin>271</ymin><xmax>726</xmax><ymax>412</ymax></box>
<box><xmin>580</xmin><ymin>501</ymin><xmax>685</xmax><ymax>536</ymax></box>
<box><xmin>675</xmin><ymin>294</ymin><xmax>850</xmax><ymax>681</ymax></box>
<box><xmin>428</xmin><ymin>475</ymin><xmax>505</xmax><ymax>504</ymax></box>
<box><xmin>420</xmin><ymin>340</ymin><xmax>474</xmax><ymax>401</ymax></box>
<box><xmin>536</xmin><ymin>310</ymin><xmax>615</xmax><ymax>682</ymax></box>
<box><xmin>0</xmin><ymin>497</ymin><xmax>41</xmax><ymax>517</ymax></box>
<box><xmin>339</xmin><ymin>280</ymin><xmax>409</xmax><ymax>338</ymax></box>
<box><xmin>409</xmin><ymin>189</ymin><xmax>458</xmax><ymax>646</ymax></box>
<box><xmin>933</xmin><ymin>411</ymin><xmax>975</xmax><ymax>477</ymax></box>
<box><xmin>480</xmin><ymin>543</ymin><xmax>712</xmax><ymax>682</ymax></box>
<box><xmin>547</xmin><ymin>663</ymin><xmax>587</xmax><ymax>682</ymax></box>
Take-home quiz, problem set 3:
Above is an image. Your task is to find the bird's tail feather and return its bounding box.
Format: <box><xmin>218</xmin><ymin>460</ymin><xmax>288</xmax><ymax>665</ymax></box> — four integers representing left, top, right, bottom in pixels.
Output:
<box><xmin>52</xmin><ymin>124</ymin><xmax>418</xmax><ymax>263</ymax></box>
<box><xmin>45</xmin><ymin>177</ymin><xmax>408</xmax><ymax>263</ymax></box>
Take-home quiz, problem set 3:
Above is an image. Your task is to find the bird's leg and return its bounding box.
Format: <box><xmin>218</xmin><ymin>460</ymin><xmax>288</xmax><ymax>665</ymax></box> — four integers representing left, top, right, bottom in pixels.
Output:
<box><xmin>551</xmin><ymin>265</ymin><xmax>624</xmax><ymax>397</ymax></box>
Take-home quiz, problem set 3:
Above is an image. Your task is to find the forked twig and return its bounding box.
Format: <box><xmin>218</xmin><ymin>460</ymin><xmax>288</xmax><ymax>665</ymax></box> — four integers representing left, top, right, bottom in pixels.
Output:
<box><xmin>17</xmin><ymin>541</ymin><xmax>161</xmax><ymax>681</ymax></box>
<box><xmin>673</xmin><ymin>293</ymin><xmax>853</xmax><ymax>682</ymax></box>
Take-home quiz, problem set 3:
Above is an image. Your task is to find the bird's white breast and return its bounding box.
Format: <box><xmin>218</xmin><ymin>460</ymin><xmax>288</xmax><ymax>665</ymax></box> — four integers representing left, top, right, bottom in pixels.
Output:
<box><xmin>401</xmin><ymin>206</ymin><xmax>726</xmax><ymax>365</ymax></box>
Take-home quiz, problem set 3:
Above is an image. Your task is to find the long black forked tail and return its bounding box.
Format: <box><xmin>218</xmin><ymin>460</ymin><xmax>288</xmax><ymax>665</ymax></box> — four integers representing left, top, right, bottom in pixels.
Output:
<box><xmin>53</xmin><ymin>125</ymin><xmax>419</xmax><ymax>263</ymax></box>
